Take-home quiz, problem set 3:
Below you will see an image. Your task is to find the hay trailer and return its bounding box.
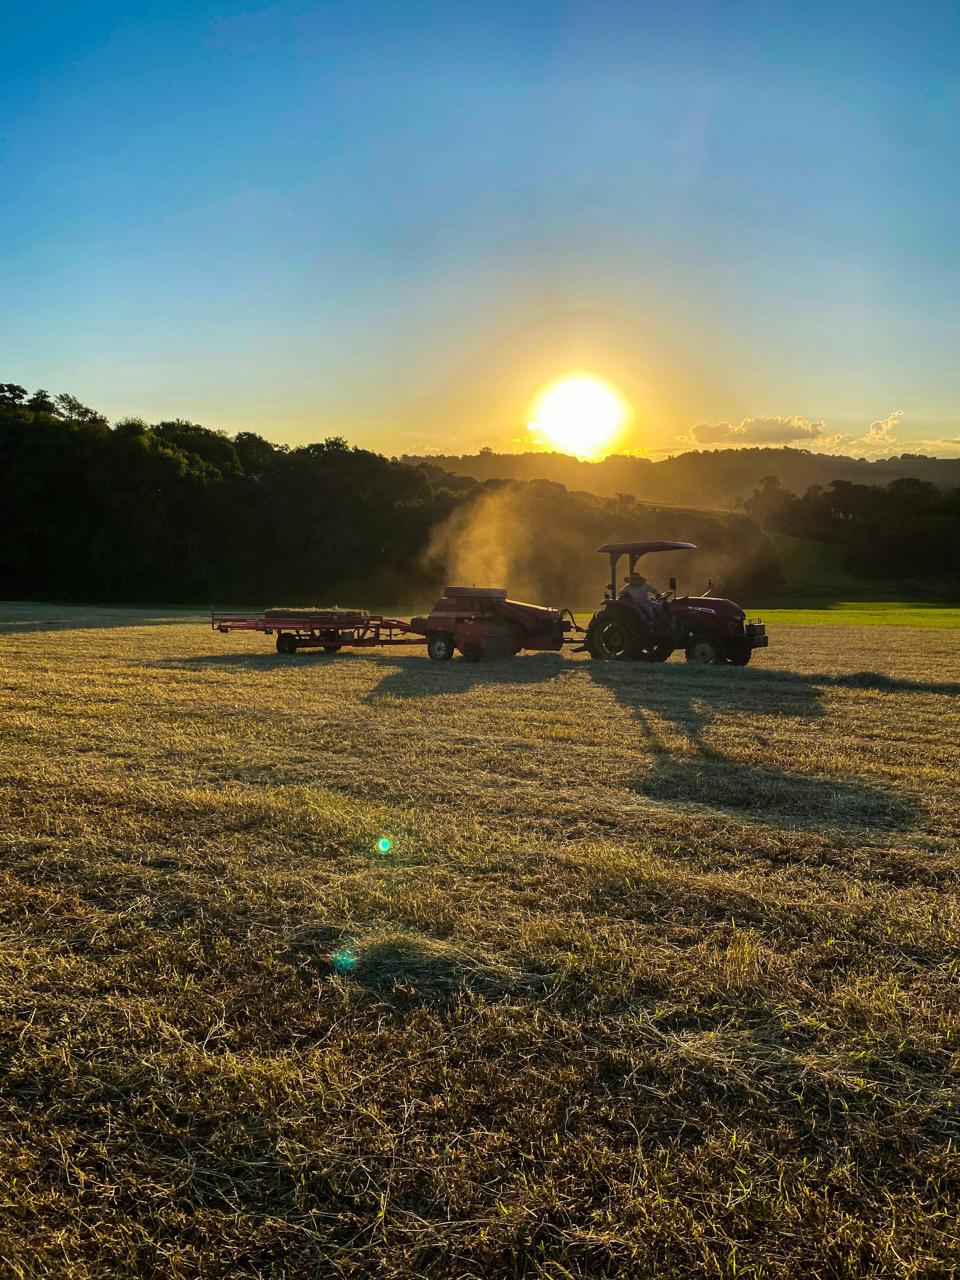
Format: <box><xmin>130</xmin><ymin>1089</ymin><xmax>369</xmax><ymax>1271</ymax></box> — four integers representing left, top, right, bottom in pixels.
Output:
<box><xmin>211</xmin><ymin>608</ymin><xmax>425</xmax><ymax>655</ymax></box>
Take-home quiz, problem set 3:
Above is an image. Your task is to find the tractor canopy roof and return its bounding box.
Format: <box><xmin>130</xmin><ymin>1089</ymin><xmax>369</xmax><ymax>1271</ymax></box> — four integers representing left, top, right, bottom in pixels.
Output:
<box><xmin>597</xmin><ymin>541</ymin><xmax>697</xmax><ymax>556</ymax></box>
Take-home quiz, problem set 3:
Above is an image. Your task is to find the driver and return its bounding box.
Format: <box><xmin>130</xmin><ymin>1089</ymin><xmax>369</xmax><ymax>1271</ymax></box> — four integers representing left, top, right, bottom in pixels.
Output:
<box><xmin>619</xmin><ymin>573</ymin><xmax>662</xmax><ymax>627</ymax></box>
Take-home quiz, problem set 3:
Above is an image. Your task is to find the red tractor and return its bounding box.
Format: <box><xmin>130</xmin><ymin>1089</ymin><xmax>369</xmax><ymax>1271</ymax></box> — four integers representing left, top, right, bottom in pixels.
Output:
<box><xmin>584</xmin><ymin>541</ymin><xmax>768</xmax><ymax>665</ymax></box>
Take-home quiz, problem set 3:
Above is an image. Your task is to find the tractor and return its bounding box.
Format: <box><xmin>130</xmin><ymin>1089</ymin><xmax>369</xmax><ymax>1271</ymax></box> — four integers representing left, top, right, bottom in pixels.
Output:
<box><xmin>212</xmin><ymin>541</ymin><xmax>767</xmax><ymax>667</ymax></box>
<box><xmin>584</xmin><ymin>541</ymin><xmax>768</xmax><ymax>665</ymax></box>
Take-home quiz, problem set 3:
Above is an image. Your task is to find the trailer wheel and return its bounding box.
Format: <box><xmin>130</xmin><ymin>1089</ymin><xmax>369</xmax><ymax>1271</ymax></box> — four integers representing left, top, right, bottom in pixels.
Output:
<box><xmin>322</xmin><ymin>644</ymin><xmax>342</xmax><ymax>653</ymax></box>
<box><xmin>685</xmin><ymin>637</ymin><xmax>724</xmax><ymax>665</ymax></box>
<box><xmin>427</xmin><ymin>633</ymin><xmax>454</xmax><ymax>661</ymax></box>
<box><xmin>276</xmin><ymin>632</ymin><xmax>298</xmax><ymax>654</ymax></box>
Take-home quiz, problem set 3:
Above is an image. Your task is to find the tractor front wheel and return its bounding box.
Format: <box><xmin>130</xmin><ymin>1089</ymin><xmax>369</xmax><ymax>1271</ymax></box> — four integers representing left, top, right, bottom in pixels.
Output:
<box><xmin>427</xmin><ymin>633</ymin><xmax>455</xmax><ymax>661</ymax></box>
<box><xmin>276</xmin><ymin>632</ymin><xmax>298</xmax><ymax>654</ymax></box>
<box><xmin>685</xmin><ymin>636</ymin><xmax>724</xmax><ymax>665</ymax></box>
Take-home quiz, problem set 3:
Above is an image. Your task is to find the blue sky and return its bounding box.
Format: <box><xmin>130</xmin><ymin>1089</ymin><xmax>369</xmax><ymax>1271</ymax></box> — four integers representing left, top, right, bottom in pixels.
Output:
<box><xmin>3</xmin><ymin>1</ymin><xmax>959</xmax><ymax>456</ymax></box>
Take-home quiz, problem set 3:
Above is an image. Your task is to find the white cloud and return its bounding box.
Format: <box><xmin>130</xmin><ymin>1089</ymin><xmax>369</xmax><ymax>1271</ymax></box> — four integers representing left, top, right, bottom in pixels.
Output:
<box><xmin>689</xmin><ymin>415</ymin><xmax>824</xmax><ymax>447</ymax></box>
<box><xmin>809</xmin><ymin>433</ymin><xmax>856</xmax><ymax>454</ymax></box>
<box><xmin>796</xmin><ymin>414</ymin><xmax>960</xmax><ymax>460</ymax></box>
<box><xmin>676</xmin><ymin>409</ymin><xmax>960</xmax><ymax>460</ymax></box>
<box><xmin>907</xmin><ymin>437</ymin><xmax>960</xmax><ymax>459</ymax></box>
<box><xmin>863</xmin><ymin>410</ymin><xmax>903</xmax><ymax>446</ymax></box>
<box><xmin>689</xmin><ymin>421</ymin><xmax>738</xmax><ymax>444</ymax></box>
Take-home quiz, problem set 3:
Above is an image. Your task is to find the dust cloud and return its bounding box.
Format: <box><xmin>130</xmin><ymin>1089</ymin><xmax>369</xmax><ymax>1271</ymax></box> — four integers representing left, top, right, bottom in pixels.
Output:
<box><xmin>423</xmin><ymin>483</ymin><xmax>600</xmax><ymax>607</ymax></box>
<box><xmin>422</xmin><ymin>481</ymin><xmax>783</xmax><ymax>607</ymax></box>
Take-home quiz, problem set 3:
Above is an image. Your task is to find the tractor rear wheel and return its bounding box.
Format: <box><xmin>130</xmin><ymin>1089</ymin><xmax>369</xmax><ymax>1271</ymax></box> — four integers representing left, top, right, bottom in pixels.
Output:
<box><xmin>427</xmin><ymin>632</ymin><xmax>454</xmax><ymax>661</ymax></box>
<box><xmin>685</xmin><ymin>636</ymin><xmax>724</xmax><ymax>665</ymax></box>
<box><xmin>276</xmin><ymin>632</ymin><xmax>298</xmax><ymax>654</ymax></box>
<box><xmin>586</xmin><ymin>612</ymin><xmax>643</xmax><ymax>660</ymax></box>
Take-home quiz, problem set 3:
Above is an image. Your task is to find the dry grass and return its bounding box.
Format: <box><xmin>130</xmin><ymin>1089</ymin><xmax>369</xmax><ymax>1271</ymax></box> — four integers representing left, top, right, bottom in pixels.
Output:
<box><xmin>1</xmin><ymin>604</ymin><xmax>959</xmax><ymax>1278</ymax></box>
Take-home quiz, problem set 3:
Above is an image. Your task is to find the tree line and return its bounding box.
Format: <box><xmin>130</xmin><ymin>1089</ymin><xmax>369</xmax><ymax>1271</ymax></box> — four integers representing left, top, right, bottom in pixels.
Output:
<box><xmin>0</xmin><ymin>383</ymin><xmax>478</xmax><ymax>605</ymax></box>
<box><xmin>401</xmin><ymin>445</ymin><xmax>960</xmax><ymax>511</ymax></box>
<box><xmin>743</xmin><ymin>475</ymin><xmax>960</xmax><ymax>584</ymax></box>
<box><xmin>0</xmin><ymin>381</ymin><xmax>783</xmax><ymax>607</ymax></box>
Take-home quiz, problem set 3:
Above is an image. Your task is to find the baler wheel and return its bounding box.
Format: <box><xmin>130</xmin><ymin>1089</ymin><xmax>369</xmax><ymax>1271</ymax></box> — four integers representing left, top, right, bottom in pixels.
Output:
<box><xmin>276</xmin><ymin>632</ymin><xmax>298</xmax><ymax>655</ymax></box>
<box><xmin>461</xmin><ymin>643</ymin><xmax>483</xmax><ymax>663</ymax></box>
<box><xmin>427</xmin><ymin>633</ymin><xmax>455</xmax><ymax>661</ymax></box>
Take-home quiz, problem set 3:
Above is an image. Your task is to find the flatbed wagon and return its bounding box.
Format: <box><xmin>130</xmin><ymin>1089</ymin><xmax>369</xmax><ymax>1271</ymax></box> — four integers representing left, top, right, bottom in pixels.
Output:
<box><xmin>211</xmin><ymin>608</ymin><xmax>428</xmax><ymax>654</ymax></box>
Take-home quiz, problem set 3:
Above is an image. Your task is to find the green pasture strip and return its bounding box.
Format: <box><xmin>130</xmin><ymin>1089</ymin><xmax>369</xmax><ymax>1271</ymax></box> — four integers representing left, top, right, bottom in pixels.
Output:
<box><xmin>753</xmin><ymin>601</ymin><xmax>960</xmax><ymax>627</ymax></box>
<box><xmin>572</xmin><ymin>601</ymin><xmax>960</xmax><ymax>628</ymax></box>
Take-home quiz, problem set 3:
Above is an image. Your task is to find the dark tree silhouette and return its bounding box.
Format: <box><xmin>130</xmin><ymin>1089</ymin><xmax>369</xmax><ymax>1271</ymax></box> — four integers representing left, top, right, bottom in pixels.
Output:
<box><xmin>743</xmin><ymin>476</ymin><xmax>960</xmax><ymax>584</ymax></box>
<box><xmin>0</xmin><ymin>381</ymin><xmax>789</xmax><ymax>606</ymax></box>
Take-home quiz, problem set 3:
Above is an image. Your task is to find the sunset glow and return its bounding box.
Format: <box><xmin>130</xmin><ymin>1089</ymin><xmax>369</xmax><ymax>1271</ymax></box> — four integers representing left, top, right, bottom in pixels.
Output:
<box><xmin>528</xmin><ymin>374</ymin><xmax>630</xmax><ymax>459</ymax></box>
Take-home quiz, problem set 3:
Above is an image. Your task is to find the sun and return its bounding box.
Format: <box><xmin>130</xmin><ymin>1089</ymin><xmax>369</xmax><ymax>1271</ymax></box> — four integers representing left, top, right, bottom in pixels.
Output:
<box><xmin>528</xmin><ymin>373</ymin><xmax>630</xmax><ymax>459</ymax></box>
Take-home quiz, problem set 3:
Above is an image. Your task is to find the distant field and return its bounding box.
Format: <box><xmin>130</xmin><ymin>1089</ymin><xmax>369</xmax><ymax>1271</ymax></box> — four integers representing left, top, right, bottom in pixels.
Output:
<box><xmin>769</xmin><ymin>532</ymin><xmax>880</xmax><ymax>599</ymax></box>
<box><xmin>2</xmin><ymin>604</ymin><xmax>959</xmax><ymax>1278</ymax></box>
<box><xmin>574</xmin><ymin>601</ymin><xmax>960</xmax><ymax>629</ymax></box>
<box><xmin>755</xmin><ymin>601</ymin><xmax>960</xmax><ymax>627</ymax></box>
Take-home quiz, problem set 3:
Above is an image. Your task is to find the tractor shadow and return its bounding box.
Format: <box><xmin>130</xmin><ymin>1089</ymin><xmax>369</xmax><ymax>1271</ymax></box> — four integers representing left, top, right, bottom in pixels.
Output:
<box><xmin>362</xmin><ymin>649</ymin><xmax>924</xmax><ymax>831</ymax></box>
<box><xmin>583</xmin><ymin>661</ymin><xmax>937</xmax><ymax>832</ymax></box>
<box><xmin>361</xmin><ymin>649</ymin><xmax>569</xmax><ymax>702</ymax></box>
<box><xmin>153</xmin><ymin>649</ymin><xmax>377</xmax><ymax>672</ymax></box>
<box><xmin>167</xmin><ymin>646</ymin><xmax>942</xmax><ymax>835</ymax></box>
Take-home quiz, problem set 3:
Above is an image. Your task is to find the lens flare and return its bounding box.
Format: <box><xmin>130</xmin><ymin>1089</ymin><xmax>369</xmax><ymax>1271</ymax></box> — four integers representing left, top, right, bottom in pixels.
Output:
<box><xmin>377</xmin><ymin>836</ymin><xmax>393</xmax><ymax>854</ymax></box>
<box><xmin>331</xmin><ymin>947</ymin><xmax>357</xmax><ymax>975</ymax></box>
<box><xmin>528</xmin><ymin>373</ymin><xmax>629</xmax><ymax>459</ymax></box>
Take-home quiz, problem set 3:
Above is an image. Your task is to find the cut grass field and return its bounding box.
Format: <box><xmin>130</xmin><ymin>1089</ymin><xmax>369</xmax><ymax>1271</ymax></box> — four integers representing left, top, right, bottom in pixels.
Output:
<box><xmin>1</xmin><ymin>604</ymin><xmax>959</xmax><ymax>1278</ymax></box>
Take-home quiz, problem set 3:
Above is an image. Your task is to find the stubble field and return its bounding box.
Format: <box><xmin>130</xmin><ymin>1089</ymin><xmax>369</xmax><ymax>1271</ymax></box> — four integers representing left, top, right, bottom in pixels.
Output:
<box><xmin>1</xmin><ymin>604</ymin><xmax>959</xmax><ymax>1279</ymax></box>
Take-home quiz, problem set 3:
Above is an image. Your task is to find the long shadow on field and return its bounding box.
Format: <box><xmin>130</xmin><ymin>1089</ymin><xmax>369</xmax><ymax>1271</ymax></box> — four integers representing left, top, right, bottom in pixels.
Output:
<box><xmin>159</xmin><ymin>650</ymin><xmax>569</xmax><ymax>687</ymax></box>
<box><xmin>815</xmin><ymin>671</ymin><xmax>960</xmax><ymax>696</ymax></box>
<box><xmin>162</xmin><ymin>649</ymin><xmax>360</xmax><ymax>671</ymax></box>
<box><xmin>159</xmin><ymin>646</ymin><xmax>443</xmax><ymax>674</ymax></box>
<box><xmin>584</xmin><ymin>662</ymin><xmax>922</xmax><ymax>831</ymax></box>
<box><xmin>362</xmin><ymin>650</ymin><xmax>569</xmax><ymax>701</ymax></box>
<box><xmin>167</xmin><ymin>647</ymin><xmax>937</xmax><ymax>833</ymax></box>
<box><xmin>292</xmin><ymin>930</ymin><xmax>543</xmax><ymax>1005</ymax></box>
<box><xmin>356</xmin><ymin>651</ymin><xmax>923</xmax><ymax>832</ymax></box>
<box><xmin>0</xmin><ymin>607</ymin><xmax>200</xmax><ymax>633</ymax></box>
<box><xmin>164</xmin><ymin>646</ymin><xmax>960</xmax><ymax>700</ymax></box>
